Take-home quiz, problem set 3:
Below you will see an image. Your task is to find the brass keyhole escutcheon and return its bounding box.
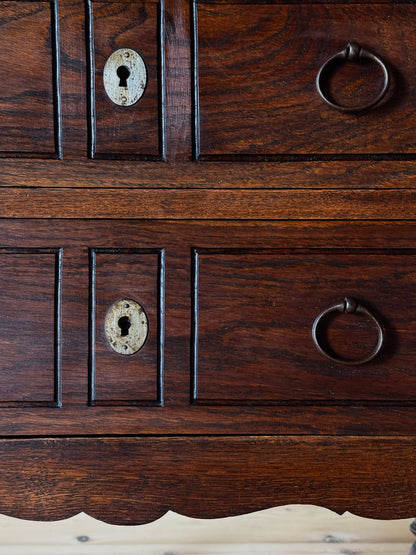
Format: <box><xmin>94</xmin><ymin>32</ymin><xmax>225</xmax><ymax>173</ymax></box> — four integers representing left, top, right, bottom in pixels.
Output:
<box><xmin>105</xmin><ymin>299</ymin><xmax>148</xmax><ymax>355</ymax></box>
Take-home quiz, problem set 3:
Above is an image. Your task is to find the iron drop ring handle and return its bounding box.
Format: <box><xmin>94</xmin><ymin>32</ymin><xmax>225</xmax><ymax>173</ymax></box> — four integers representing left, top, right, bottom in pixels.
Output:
<box><xmin>316</xmin><ymin>42</ymin><xmax>390</xmax><ymax>112</ymax></box>
<box><xmin>312</xmin><ymin>297</ymin><xmax>384</xmax><ymax>365</ymax></box>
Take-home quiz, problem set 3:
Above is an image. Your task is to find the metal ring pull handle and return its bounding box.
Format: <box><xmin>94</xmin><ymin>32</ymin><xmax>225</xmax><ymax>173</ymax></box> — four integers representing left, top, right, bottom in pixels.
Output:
<box><xmin>316</xmin><ymin>42</ymin><xmax>390</xmax><ymax>112</ymax></box>
<box><xmin>312</xmin><ymin>297</ymin><xmax>384</xmax><ymax>365</ymax></box>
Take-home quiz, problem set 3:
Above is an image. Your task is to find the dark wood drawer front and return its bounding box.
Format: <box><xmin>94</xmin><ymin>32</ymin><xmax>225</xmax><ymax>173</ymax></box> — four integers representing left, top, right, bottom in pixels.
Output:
<box><xmin>193</xmin><ymin>248</ymin><xmax>416</xmax><ymax>404</ymax></box>
<box><xmin>90</xmin><ymin>248</ymin><xmax>163</xmax><ymax>405</ymax></box>
<box><xmin>0</xmin><ymin>1</ymin><xmax>60</xmax><ymax>157</ymax></box>
<box><xmin>0</xmin><ymin>249</ymin><xmax>61</xmax><ymax>405</ymax></box>
<box><xmin>1</xmin><ymin>220</ymin><xmax>416</xmax><ymax>436</ymax></box>
<box><xmin>89</xmin><ymin>0</ymin><xmax>163</xmax><ymax>159</ymax></box>
<box><xmin>195</xmin><ymin>2</ymin><xmax>415</xmax><ymax>159</ymax></box>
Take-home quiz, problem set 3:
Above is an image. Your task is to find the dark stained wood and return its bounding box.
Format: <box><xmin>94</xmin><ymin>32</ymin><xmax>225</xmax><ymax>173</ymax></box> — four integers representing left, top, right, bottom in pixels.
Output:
<box><xmin>0</xmin><ymin>249</ymin><xmax>60</xmax><ymax>405</ymax></box>
<box><xmin>198</xmin><ymin>0</ymin><xmax>413</xmax><ymax>4</ymax></box>
<box><xmin>58</xmin><ymin>0</ymin><xmax>89</xmax><ymax>157</ymax></box>
<box><xmin>0</xmin><ymin>436</ymin><xmax>415</xmax><ymax>524</ymax></box>
<box><xmin>0</xmin><ymin>0</ymin><xmax>59</xmax><ymax>156</ymax></box>
<box><xmin>164</xmin><ymin>0</ymin><xmax>192</xmax><ymax>161</ymax></box>
<box><xmin>0</xmin><ymin>0</ymin><xmax>415</xmax><ymax>538</ymax></box>
<box><xmin>0</xmin><ymin>187</ymin><xmax>415</xmax><ymax>219</ymax></box>
<box><xmin>91</xmin><ymin>248</ymin><xmax>163</xmax><ymax>405</ymax></box>
<box><xmin>90</xmin><ymin>0</ymin><xmax>163</xmax><ymax>159</ymax></box>
<box><xmin>196</xmin><ymin>3</ymin><xmax>416</xmax><ymax>158</ymax></box>
<box><xmin>3</xmin><ymin>159</ymin><xmax>416</xmax><ymax>191</ymax></box>
<box><xmin>0</xmin><ymin>220</ymin><xmax>412</xmax><ymax>437</ymax></box>
<box><xmin>194</xmin><ymin>248</ymin><xmax>416</xmax><ymax>403</ymax></box>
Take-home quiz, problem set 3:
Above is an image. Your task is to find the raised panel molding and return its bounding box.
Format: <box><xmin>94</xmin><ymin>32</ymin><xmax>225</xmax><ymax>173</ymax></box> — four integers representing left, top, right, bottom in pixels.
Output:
<box><xmin>192</xmin><ymin>247</ymin><xmax>416</xmax><ymax>405</ymax></box>
<box><xmin>89</xmin><ymin>248</ymin><xmax>165</xmax><ymax>406</ymax></box>
<box><xmin>0</xmin><ymin>248</ymin><xmax>62</xmax><ymax>406</ymax></box>
<box><xmin>0</xmin><ymin>0</ymin><xmax>61</xmax><ymax>158</ymax></box>
<box><xmin>86</xmin><ymin>0</ymin><xmax>165</xmax><ymax>159</ymax></box>
<box><xmin>193</xmin><ymin>1</ymin><xmax>416</xmax><ymax>160</ymax></box>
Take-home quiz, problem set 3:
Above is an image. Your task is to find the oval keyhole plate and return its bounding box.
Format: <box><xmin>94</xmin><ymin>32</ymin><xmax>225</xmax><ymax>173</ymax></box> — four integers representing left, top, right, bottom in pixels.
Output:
<box><xmin>105</xmin><ymin>299</ymin><xmax>148</xmax><ymax>355</ymax></box>
<box><xmin>103</xmin><ymin>48</ymin><xmax>147</xmax><ymax>106</ymax></box>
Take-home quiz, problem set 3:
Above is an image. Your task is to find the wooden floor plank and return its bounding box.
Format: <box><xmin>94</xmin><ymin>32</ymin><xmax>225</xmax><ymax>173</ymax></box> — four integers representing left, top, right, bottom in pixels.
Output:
<box><xmin>0</xmin><ymin>506</ymin><xmax>413</xmax><ymax>554</ymax></box>
<box><xmin>0</xmin><ymin>543</ymin><xmax>412</xmax><ymax>555</ymax></box>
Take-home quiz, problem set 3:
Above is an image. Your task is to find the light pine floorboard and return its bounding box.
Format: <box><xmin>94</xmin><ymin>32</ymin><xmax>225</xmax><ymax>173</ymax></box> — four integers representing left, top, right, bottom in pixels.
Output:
<box><xmin>0</xmin><ymin>505</ymin><xmax>413</xmax><ymax>554</ymax></box>
<box><xmin>0</xmin><ymin>544</ymin><xmax>412</xmax><ymax>554</ymax></box>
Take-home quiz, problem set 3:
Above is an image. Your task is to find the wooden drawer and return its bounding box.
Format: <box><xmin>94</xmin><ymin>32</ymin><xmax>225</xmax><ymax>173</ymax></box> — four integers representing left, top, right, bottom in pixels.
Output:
<box><xmin>0</xmin><ymin>220</ymin><xmax>415</xmax><ymax>436</ymax></box>
<box><xmin>194</xmin><ymin>1</ymin><xmax>416</xmax><ymax>159</ymax></box>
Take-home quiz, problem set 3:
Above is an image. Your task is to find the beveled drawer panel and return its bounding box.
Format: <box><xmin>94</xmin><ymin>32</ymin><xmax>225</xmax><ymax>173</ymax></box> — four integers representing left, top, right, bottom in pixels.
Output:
<box><xmin>195</xmin><ymin>2</ymin><xmax>416</xmax><ymax>159</ymax></box>
<box><xmin>0</xmin><ymin>249</ymin><xmax>61</xmax><ymax>405</ymax></box>
<box><xmin>88</xmin><ymin>0</ymin><xmax>164</xmax><ymax>159</ymax></box>
<box><xmin>90</xmin><ymin>248</ymin><xmax>164</xmax><ymax>406</ymax></box>
<box><xmin>192</xmin><ymin>248</ymin><xmax>416</xmax><ymax>404</ymax></box>
<box><xmin>0</xmin><ymin>1</ymin><xmax>60</xmax><ymax>157</ymax></box>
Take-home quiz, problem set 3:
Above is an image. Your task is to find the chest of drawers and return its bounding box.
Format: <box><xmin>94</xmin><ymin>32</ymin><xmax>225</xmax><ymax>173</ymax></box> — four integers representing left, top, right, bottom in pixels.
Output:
<box><xmin>1</xmin><ymin>0</ymin><xmax>416</xmax><ymax>542</ymax></box>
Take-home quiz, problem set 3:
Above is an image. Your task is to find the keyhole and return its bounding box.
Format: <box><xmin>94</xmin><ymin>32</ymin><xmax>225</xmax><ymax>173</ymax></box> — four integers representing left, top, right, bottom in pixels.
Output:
<box><xmin>117</xmin><ymin>65</ymin><xmax>131</xmax><ymax>88</ymax></box>
<box><xmin>118</xmin><ymin>316</ymin><xmax>131</xmax><ymax>337</ymax></box>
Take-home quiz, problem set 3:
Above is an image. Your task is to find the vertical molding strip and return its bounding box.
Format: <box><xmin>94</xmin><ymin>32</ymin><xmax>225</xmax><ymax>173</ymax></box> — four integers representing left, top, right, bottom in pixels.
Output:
<box><xmin>88</xmin><ymin>248</ymin><xmax>96</xmax><ymax>404</ymax></box>
<box><xmin>86</xmin><ymin>0</ymin><xmax>96</xmax><ymax>159</ymax></box>
<box><xmin>191</xmin><ymin>1</ymin><xmax>200</xmax><ymax>160</ymax></box>
<box><xmin>190</xmin><ymin>248</ymin><xmax>199</xmax><ymax>403</ymax></box>
<box><xmin>158</xmin><ymin>0</ymin><xmax>166</xmax><ymax>161</ymax></box>
<box><xmin>157</xmin><ymin>248</ymin><xmax>165</xmax><ymax>406</ymax></box>
<box><xmin>54</xmin><ymin>248</ymin><xmax>63</xmax><ymax>407</ymax></box>
<box><xmin>51</xmin><ymin>0</ymin><xmax>63</xmax><ymax>159</ymax></box>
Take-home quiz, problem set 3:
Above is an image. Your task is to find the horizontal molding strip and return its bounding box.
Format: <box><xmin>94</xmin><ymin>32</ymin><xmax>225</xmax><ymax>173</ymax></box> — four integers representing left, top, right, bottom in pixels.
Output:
<box><xmin>2</xmin><ymin>161</ymin><xmax>416</xmax><ymax>189</ymax></box>
<box><xmin>0</xmin><ymin>188</ymin><xmax>415</xmax><ymax>219</ymax></box>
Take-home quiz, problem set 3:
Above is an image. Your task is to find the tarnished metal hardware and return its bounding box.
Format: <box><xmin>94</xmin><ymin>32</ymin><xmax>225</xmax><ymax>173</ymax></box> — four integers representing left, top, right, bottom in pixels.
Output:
<box><xmin>103</xmin><ymin>48</ymin><xmax>147</xmax><ymax>106</ymax></box>
<box><xmin>312</xmin><ymin>297</ymin><xmax>384</xmax><ymax>365</ymax></box>
<box><xmin>316</xmin><ymin>42</ymin><xmax>390</xmax><ymax>112</ymax></box>
<box><xmin>105</xmin><ymin>298</ymin><xmax>148</xmax><ymax>355</ymax></box>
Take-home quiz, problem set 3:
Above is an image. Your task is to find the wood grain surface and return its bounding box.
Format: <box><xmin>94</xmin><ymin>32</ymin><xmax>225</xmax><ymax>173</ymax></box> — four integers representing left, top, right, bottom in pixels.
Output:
<box><xmin>1</xmin><ymin>0</ymin><xmax>416</xmax><ymax>536</ymax></box>
<box><xmin>0</xmin><ymin>436</ymin><xmax>415</xmax><ymax>524</ymax></box>
<box><xmin>0</xmin><ymin>249</ymin><xmax>60</xmax><ymax>405</ymax></box>
<box><xmin>90</xmin><ymin>0</ymin><xmax>163</xmax><ymax>158</ymax></box>
<box><xmin>0</xmin><ymin>0</ymin><xmax>59</xmax><ymax>156</ymax></box>
<box><xmin>196</xmin><ymin>3</ymin><xmax>416</xmax><ymax>158</ymax></box>
<box><xmin>0</xmin><ymin>220</ymin><xmax>411</xmax><ymax>436</ymax></box>
<box><xmin>194</xmin><ymin>248</ymin><xmax>416</xmax><ymax>403</ymax></box>
<box><xmin>91</xmin><ymin>248</ymin><xmax>163</xmax><ymax>405</ymax></box>
<box><xmin>0</xmin><ymin>187</ymin><xmax>414</xmax><ymax>219</ymax></box>
<box><xmin>3</xmin><ymin>159</ymin><xmax>416</xmax><ymax>190</ymax></box>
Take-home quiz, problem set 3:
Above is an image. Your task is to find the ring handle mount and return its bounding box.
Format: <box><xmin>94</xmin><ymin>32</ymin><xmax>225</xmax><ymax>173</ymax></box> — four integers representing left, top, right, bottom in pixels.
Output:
<box><xmin>312</xmin><ymin>297</ymin><xmax>385</xmax><ymax>366</ymax></box>
<box><xmin>316</xmin><ymin>42</ymin><xmax>390</xmax><ymax>113</ymax></box>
